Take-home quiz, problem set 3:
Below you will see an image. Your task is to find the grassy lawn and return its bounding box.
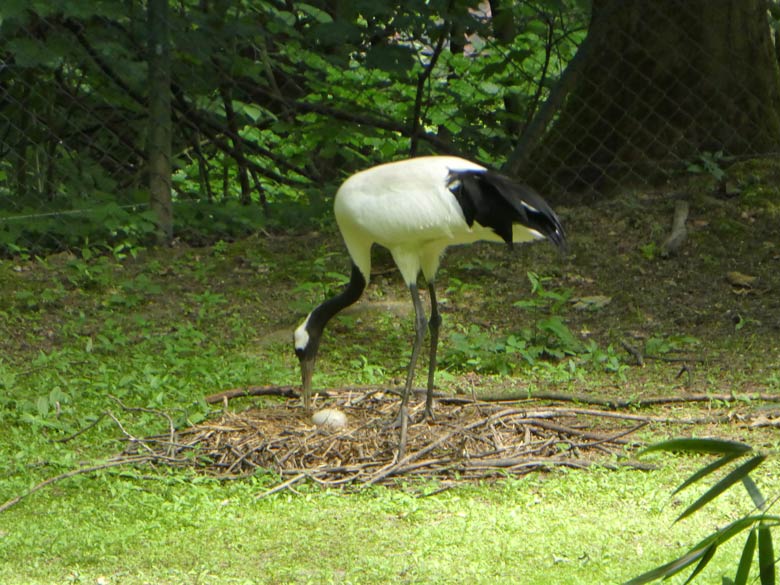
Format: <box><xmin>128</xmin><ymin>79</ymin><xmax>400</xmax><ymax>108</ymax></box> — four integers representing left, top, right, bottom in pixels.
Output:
<box><xmin>1</xmin><ymin>166</ymin><xmax>779</xmax><ymax>584</ymax></box>
<box><xmin>1</xmin><ymin>464</ymin><xmax>774</xmax><ymax>584</ymax></box>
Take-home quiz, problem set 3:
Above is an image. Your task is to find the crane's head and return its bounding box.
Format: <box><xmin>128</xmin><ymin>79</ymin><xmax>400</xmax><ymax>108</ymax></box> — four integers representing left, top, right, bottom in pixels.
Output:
<box><xmin>291</xmin><ymin>263</ymin><xmax>366</xmax><ymax>411</ymax></box>
<box><xmin>293</xmin><ymin>314</ymin><xmax>319</xmax><ymax>410</ymax></box>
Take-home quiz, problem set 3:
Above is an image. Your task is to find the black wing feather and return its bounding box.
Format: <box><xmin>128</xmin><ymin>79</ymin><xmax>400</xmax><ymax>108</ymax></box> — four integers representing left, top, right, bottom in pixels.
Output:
<box><xmin>449</xmin><ymin>169</ymin><xmax>565</xmax><ymax>248</ymax></box>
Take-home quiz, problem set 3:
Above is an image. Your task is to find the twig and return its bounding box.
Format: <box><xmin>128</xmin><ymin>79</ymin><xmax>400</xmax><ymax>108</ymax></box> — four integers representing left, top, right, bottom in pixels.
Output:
<box><xmin>368</xmin><ymin>408</ymin><xmax>526</xmax><ymax>485</ymax></box>
<box><xmin>0</xmin><ymin>456</ymin><xmax>151</xmax><ymax>514</ymax></box>
<box><xmin>552</xmin><ymin>407</ymin><xmax>739</xmax><ymax>426</ymax></box>
<box><xmin>644</xmin><ymin>355</ymin><xmax>701</xmax><ymax>364</ymax></box>
<box><xmin>204</xmin><ymin>385</ymin><xmax>301</xmax><ymax>403</ymax></box>
<box><xmin>54</xmin><ymin>413</ymin><xmax>107</xmax><ymax>443</ymax></box>
<box><xmin>620</xmin><ymin>340</ymin><xmax>645</xmax><ymax>366</ymax></box>
<box><xmin>108</xmin><ymin>395</ymin><xmax>176</xmax><ymax>451</ymax></box>
<box><xmin>415</xmin><ymin>482</ymin><xmax>457</xmax><ymax>498</ymax></box>
<box><xmin>675</xmin><ymin>363</ymin><xmax>693</xmax><ymax>387</ymax></box>
<box><xmin>573</xmin><ymin>422</ymin><xmax>648</xmax><ymax>449</ymax></box>
<box><xmin>443</xmin><ymin>391</ymin><xmax>780</xmax><ymax>409</ymax></box>
<box><xmin>254</xmin><ymin>473</ymin><xmax>307</xmax><ymax>499</ymax></box>
<box><xmin>523</xmin><ymin>418</ymin><xmax>637</xmax><ymax>446</ymax></box>
<box><xmin>209</xmin><ymin>385</ymin><xmax>780</xmax><ymax>410</ymax></box>
<box><xmin>106</xmin><ymin>411</ymin><xmax>155</xmax><ymax>454</ymax></box>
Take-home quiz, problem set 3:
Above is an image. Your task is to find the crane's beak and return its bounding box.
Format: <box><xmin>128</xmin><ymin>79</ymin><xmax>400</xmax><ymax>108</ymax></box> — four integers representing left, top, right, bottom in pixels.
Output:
<box><xmin>300</xmin><ymin>357</ymin><xmax>314</xmax><ymax>410</ymax></box>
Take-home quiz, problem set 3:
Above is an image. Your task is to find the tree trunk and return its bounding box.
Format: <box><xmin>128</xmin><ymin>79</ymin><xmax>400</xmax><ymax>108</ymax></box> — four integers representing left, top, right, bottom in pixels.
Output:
<box><xmin>519</xmin><ymin>0</ymin><xmax>780</xmax><ymax>195</ymax></box>
<box><xmin>148</xmin><ymin>0</ymin><xmax>173</xmax><ymax>245</ymax></box>
<box><xmin>489</xmin><ymin>0</ymin><xmax>526</xmax><ymax>137</ymax></box>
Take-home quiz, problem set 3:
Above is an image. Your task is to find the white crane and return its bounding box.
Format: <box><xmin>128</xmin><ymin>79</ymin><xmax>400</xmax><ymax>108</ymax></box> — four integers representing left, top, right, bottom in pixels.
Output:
<box><xmin>294</xmin><ymin>156</ymin><xmax>565</xmax><ymax>445</ymax></box>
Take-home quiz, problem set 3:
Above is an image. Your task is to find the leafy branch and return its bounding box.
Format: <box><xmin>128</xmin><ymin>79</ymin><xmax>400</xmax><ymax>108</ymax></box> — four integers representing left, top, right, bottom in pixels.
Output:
<box><xmin>627</xmin><ymin>438</ymin><xmax>778</xmax><ymax>585</ymax></box>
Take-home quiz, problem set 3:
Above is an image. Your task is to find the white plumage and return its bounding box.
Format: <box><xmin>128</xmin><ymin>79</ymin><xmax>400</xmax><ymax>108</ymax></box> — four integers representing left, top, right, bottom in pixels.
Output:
<box><xmin>294</xmin><ymin>156</ymin><xmax>565</xmax><ymax>450</ymax></box>
<box><xmin>334</xmin><ymin>156</ymin><xmax>543</xmax><ymax>287</ymax></box>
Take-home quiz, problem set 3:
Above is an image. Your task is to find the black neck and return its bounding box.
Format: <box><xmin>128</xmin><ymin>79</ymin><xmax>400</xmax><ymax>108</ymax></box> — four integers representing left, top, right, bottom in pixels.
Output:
<box><xmin>306</xmin><ymin>262</ymin><xmax>366</xmax><ymax>351</ymax></box>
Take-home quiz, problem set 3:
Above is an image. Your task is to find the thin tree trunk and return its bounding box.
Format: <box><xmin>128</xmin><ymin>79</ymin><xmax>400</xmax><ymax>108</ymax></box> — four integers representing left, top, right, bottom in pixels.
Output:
<box><xmin>410</xmin><ymin>21</ymin><xmax>450</xmax><ymax>157</ymax></box>
<box><xmin>148</xmin><ymin>0</ymin><xmax>173</xmax><ymax>245</ymax></box>
<box><xmin>489</xmin><ymin>0</ymin><xmax>530</xmax><ymax>137</ymax></box>
<box><xmin>249</xmin><ymin>168</ymin><xmax>269</xmax><ymax>216</ymax></box>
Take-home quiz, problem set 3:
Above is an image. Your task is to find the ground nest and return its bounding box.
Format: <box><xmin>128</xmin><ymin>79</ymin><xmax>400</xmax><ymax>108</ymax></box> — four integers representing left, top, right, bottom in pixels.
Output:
<box><xmin>126</xmin><ymin>388</ymin><xmax>650</xmax><ymax>490</ymax></box>
<box><xmin>4</xmin><ymin>388</ymin><xmax>775</xmax><ymax>513</ymax></box>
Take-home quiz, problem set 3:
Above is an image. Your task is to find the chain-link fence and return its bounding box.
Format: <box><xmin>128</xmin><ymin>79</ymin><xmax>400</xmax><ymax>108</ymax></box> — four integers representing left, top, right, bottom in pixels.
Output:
<box><xmin>1</xmin><ymin>1</ymin><xmax>778</xmax><ymax>254</ymax></box>
<box><xmin>514</xmin><ymin>0</ymin><xmax>780</xmax><ymax>193</ymax></box>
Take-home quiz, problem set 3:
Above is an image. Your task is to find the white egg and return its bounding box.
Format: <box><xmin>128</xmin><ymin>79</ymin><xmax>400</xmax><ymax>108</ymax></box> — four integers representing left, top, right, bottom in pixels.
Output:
<box><xmin>312</xmin><ymin>408</ymin><xmax>347</xmax><ymax>430</ymax></box>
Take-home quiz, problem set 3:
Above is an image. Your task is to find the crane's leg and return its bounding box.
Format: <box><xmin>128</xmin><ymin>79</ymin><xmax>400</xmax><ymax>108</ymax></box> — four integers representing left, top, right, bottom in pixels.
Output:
<box><xmin>398</xmin><ymin>283</ymin><xmax>427</xmax><ymax>458</ymax></box>
<box><xmin>425</xmin><ymin>282</ymin><xmax>441</xmax><ymax>419</ymax></box>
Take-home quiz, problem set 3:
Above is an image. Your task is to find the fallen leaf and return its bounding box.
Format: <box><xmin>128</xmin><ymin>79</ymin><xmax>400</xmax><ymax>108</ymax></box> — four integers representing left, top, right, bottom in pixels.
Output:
<box><xmin>726</xmin><ymin>271</ymin><xmax>757</xmax><ymax>288</ymax></box>
<box><xmin>571</xmin><ymin>295</ymin><xmax>612</xmax><ymax>311</ymax></box>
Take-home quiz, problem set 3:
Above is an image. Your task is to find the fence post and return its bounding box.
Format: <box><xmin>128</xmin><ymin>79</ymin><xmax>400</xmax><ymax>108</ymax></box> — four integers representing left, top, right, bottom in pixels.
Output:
<box><xmin>148</xmin><ymin>0</ymin><xmax>173</xmax><ymax>245</ymax></box>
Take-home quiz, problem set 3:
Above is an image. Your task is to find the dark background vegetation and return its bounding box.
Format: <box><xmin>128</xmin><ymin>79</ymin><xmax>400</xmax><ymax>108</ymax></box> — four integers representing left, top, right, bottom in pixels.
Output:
<box><xmin>2</xmin><ymin>0</ymin><xmax>779</xmax><ymax>253</ymax></box>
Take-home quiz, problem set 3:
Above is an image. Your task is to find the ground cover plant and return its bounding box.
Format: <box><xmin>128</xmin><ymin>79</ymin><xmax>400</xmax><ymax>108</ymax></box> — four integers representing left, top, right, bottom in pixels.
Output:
<box><xmin>1</xmin><ymin>161</ymin><xmax>779</xmax><ymax>583</ymax></box>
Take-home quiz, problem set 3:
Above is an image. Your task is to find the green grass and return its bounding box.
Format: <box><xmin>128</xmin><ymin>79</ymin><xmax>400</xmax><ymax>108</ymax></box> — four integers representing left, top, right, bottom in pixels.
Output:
<box><xmin>1</xmin><ymin>464</ymin><xmax>773</xmax><ymax>584</ymax></box>
<box><xmin>2</xmin><ymin>194</ymin><xmax>779</xmax><ymax>585</ymax></box>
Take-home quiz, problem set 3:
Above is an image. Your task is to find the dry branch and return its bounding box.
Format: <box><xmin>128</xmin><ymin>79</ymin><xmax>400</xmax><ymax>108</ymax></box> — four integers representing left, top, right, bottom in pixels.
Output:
<box><xmin>255</xmin><ymin>473</ymin><xmax>307</xmax><ymax>499</ymax></box>
<box><xmin>0</xmin><ymin>456</ymin><xmax>151</xmax><ymax>514</ymax></box>
<box><xmin>204</xmin><ymin>385</ymin><xmax>301</xmax><ymax>403</ymax></box>
<box><xmin>448</xmin><ymin>391</ymin><xmax>780</xmax><ymax>408</ymax></box>
<box><xmin>205</xmin><ymin>385</ymin><xmax>780</xmax><ymax>409</ymax></box>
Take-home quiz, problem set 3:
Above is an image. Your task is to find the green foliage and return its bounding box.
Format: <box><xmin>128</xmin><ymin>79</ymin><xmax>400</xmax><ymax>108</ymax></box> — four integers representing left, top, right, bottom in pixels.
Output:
<box><xmin>441</xmin><ymin>320</ymin><xmax>625</xmax><ymax>379</ymax></box>
<box><xmin>0</xmin><ymin>0</ymin><xmax>587</xmax><ymax>254</ymax></box>
<box><xmin>443</xmin><ymin>324</ymin><xmax>539</xmax><ymax>375</ymax></box>
<box><xmin>579</xmin><ymin>340</ymin><xmax>627</xmax><ymax>377</ymax></box>
<box><xmin>107</xmin><ymin>273</ymin><xmax>163</xmax><ymax>309</ymax></box>
<box><xmin>348</xmin><ymin>355</ymin><xmax>387</xmax><ymax>385</ymax></box>
<box><xmin>513</xmin><ymin>271</ymin><xmax>572</xmax><ymax>312</ymax></box>
<box><xmin>65</xmin><ymin>247</ymin><xmax>117</xmax><ymax>290</ymax></box>
<box><xmin>13</xmin><ymin>281</ymin><xmax>67</xmax><ymax>311</ymax></box>
<box><xmin>628</xmin><ymin>439</ymin><xmax>778</xmax><ymax>585</ymax></box>
<box><xmin>292</xmin><ymin>250</ymin><xmax>351</xmax><ymax>308</ymax></box>
<box><xmin>0</xmin><ymin>203</ymin><xmax>158</xmax><ymax>257</ymax></box>
<box><xmin>640</xmin><ymin>241</ymin><xmax>659</xmax><ymax>261</ymax></box>
<box><xmin>687</xmin><ymin>150</ymin><xmax>727</xmax><ymax>182</ymax></box>
<box><xmin>441</xmin><ymin>272</ymin><xmax>625</xmax><ymax>378</ymax></box>
<box><xmin>644</xmin><ymin>334</ymin><xmax>699</xmax><ymax>357</ymax></box>
<box><xmin>173</xmin><ymin>200</ymin><xmax>268</xmax><ymax>245</ymax></box>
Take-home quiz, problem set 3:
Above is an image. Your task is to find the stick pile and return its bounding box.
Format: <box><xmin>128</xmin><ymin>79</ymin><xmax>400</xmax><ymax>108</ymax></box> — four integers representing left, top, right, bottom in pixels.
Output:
<box><xmin>4</xmin><ymin>390</ymin><xmax>773</xmax><ymax>513</ymax></box>
<box><xmin>127</xmin><ymin>390</ymin><xmax>647</xmax><ymax>489</ymax></box>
